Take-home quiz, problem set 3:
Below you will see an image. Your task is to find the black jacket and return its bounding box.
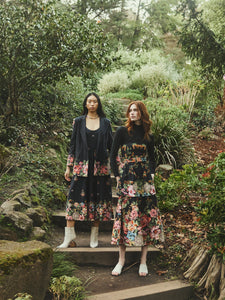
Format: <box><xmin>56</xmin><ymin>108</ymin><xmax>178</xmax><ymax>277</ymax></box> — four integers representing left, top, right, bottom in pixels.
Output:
<box><xmin>67</xmin><ymin>115</ymin><xmax>113</xmax><ymax>177</ymax></box>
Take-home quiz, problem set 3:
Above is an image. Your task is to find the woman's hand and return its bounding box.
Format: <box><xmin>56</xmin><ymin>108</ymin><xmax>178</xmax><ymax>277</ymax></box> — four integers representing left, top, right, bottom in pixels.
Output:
<box><xmin>65</xmin><ymin>166</ymin><xmax>71</xmax><ymax>181</ymax></box>
<box><xmin>116</xmin><ymin>176</ymin><xmax>120</xmax><ymax>189</ymax></box>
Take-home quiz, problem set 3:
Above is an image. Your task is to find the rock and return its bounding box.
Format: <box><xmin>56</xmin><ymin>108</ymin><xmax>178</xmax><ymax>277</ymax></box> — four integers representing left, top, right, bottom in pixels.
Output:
<box><xmin>0</xmin><ymin>240</ymin><xmax>53</xmax><ymax>300</ymax></box>
<box><xmin>1</xmin><ymin>200</ymin><xmax>21</xmax><ymax>213</ymax></box>
<box><xmin>156</xmin><ymin>164</ymin><xmax>173</xmax><ymax>179</ymax></box>
<box><xmin>3</xmin><ymin>211</ymin><xmax>33</xmax><ymax>234</ymax></box>
<box><xmin>11</xmin><ymin>191</ymin><xmax>32</xmax><ymax>207</ymax></box>
<box><xmin>30</xmin><ymin>227</ymin><xmax>46</xmax><ymax>240</ymax></box>
<box><xmin>26</xmin><ymin>207</ymin><xmax>48</xmax><ymax>227</ymax></box>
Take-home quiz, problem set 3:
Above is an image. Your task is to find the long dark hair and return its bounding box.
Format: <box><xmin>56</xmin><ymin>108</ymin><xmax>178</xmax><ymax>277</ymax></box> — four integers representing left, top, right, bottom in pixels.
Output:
<box><xmin>82</xmin><ymin>92</ymin><xmax>106</xmax><ymax>117</ymax></box>
<box><xmin>125</xmin><ymin>101</ymin><xmax>152</xmax><ymax>140</ymax></box>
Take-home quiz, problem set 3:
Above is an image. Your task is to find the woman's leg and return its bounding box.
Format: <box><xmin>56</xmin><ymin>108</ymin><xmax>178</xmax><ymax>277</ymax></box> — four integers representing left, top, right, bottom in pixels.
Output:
<box><xmin>90</xmin><ymin>220</ymin><xmax>100</xmax><ymax>248</ymax></box>
<box><xmin>139</xmin><ymin>245</ymin><xmax>148</xmax><ymax>276</ymax></box>
<box><xmin>112</xmin><ymin>244</ymin><xmax>126</xmax><ymax>276</ymax></box>
<box><xmin>57</xmin><ymin>220</ymin><xmax>76</xmax><ymax>248</ymax></box>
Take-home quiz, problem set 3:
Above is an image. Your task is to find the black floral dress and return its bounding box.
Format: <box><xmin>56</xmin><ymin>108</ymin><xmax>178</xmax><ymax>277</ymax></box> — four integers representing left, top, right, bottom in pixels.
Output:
<box><xmin>66</xmin><ymin>119</ymin><xmax>113</xmax><ymax>222</ymax></box>
<box><xmin>110</xmin><ymin>124</ymin><xmax>164</xmax><ymax>246</ymax></box>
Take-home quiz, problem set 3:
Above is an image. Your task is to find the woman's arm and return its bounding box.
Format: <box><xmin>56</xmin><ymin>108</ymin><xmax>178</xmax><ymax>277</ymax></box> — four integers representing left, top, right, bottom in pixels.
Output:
<box><xmin>65</xmin><ymin>119</ymin><xmax>77</xmax><ymax>181</ymax></box>
<box><xmin>147</xmin><ymin>134</ymin><xmax>156</xmax><ymax>178</ymax></box>
<box><xmin>110</xmin><ymin>127</ymin><xmax>123</xmax><ymax>177</ymax></box>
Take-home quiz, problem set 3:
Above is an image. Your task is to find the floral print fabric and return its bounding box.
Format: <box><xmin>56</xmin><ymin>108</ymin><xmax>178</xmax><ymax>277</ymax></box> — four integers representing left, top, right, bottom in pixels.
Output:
<box><xmin>67</xmin><ymin>157</ymin><xmax>111</xmax><ymax>177</ymax></box>
<box><xmin>111</xmin><ymin>142</ymin><xmax>164</xmax><ymax>246</ymax></box>
<box><xmin>111</xmin><ymin>195</ymin><xmax>163</xmax><ymax>246</ymax></box>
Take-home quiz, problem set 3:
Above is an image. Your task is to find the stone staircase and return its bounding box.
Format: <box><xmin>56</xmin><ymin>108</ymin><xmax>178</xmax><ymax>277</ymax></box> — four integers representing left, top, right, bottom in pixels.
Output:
<box><xmin>52</xmin><ymin>98</ymin><xmax>195</xmax><ymax>299</ymax></box>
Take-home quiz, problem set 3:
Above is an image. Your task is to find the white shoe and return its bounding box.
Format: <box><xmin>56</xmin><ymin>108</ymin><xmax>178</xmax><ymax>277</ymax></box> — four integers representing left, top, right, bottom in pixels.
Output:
<box><xmin>57</xmin><ymin>227</ymin><xmax>76</xmax><ymax>248</ymax></box>
<box><xmin>90</xmin><ymin>226</ymin><xmax>99</xmax><ymax>248</ymax></box>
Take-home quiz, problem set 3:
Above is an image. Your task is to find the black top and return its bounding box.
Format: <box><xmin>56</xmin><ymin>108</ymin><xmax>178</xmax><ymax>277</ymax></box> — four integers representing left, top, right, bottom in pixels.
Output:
<box><xmin>110</xmin><ymin>124</ymin><xmax>156</xmax><ymax>177</ymax></box>
<box><xmin>86</xmin><ymin>127</ymin><xmax>100</xmax><ymax>151</ymax></box>
<box><xmin>67</xmin><ymin>115</ymin><xmax>113</xmax><ymax>165</ymax></box>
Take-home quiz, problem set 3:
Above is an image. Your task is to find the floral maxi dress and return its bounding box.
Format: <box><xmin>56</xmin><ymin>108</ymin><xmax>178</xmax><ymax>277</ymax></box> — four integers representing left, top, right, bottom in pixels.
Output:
<box><xmin>110</xmin><ymin>124</ymin><xmax>164</xmax><ymax>246</ymax></box>
<box><xmin>65</xmin><ymin>116</ymin><xmax>113</xmax><ymax>222</ymax></box>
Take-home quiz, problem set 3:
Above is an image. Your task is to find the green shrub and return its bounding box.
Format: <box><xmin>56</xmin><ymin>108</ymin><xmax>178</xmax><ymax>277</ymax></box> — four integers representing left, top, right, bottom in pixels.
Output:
<box><xmin>104</xmin><ymin>89</ymin><xmax>144</xmax><ymax>101</ymax></box>
<box><xmin>8</xmin><ymin>293</ymin><xmax>33</xmax><ymax>300</ymax></box>
<box><xmin>130</xmin><ymin>62</ymin><xmax>180</xmax><ymax>97</ymax></box>
<box><xmin>197</xmin><ymin>151</ymin><xmax>225</xmax><ymax>225</ymax></box>
<box><xmin>52</xmin><ymin>253</ymin><xmax>77</xmax><ymax>278</ymax></box>
<box><xmin>196</xmin><ymin>151</ymin><xmax>225</xmax><ymax>260</ymax></box>
<box><xmin>98</xmin><ymin>70</ymin><xmax>129</xmax><ymax>94</ymax></box>
<box><xmin>146</xmin><ymin>99</ymin><xmax>194</xmax><ymax>167</ymax></box>
<box><xmin>17</xmin><ymin>75</ymin><xmax>84</xmax><ymax>134</ymax></box>
<box><xmin>102</xmin><ymin>98</ymin><xmax>124</xmax><ymax>125</ymax></box>
<box><xmin>50</xmin><ymin>275</ymin><xmax>86</xmax><ymax>300</ymax></box>
<box><xmin>156</xmin><ymin>164</ymin><xmax>201</xmax><ymax>211</ymax></box>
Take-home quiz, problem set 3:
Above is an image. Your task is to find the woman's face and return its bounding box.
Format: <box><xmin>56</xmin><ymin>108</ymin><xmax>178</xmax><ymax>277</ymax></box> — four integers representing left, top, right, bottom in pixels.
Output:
<box><xmin>129</xmin><ymin>104</ymin><xmax>141</xmax><ymax>122</ymax></box>
<box><xmin>86</xmin><ymin>95</ymin><xmax>98</xmax><ymax>113</ymax></box>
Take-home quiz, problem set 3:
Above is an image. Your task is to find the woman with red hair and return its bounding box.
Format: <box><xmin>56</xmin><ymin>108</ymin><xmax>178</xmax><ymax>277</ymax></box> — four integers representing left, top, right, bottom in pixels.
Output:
<box><xmin>110</xmin><ymin>101</ymin><xmax>164</xmax><ymax>276</ymax></box>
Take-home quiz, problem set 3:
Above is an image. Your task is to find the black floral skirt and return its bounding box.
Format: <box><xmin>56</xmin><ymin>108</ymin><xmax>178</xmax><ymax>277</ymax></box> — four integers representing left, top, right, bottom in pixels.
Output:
<box><xmin>111</xmin><ymin>194</ymin><xmax>164</xmax><ymax>246</ymax></box>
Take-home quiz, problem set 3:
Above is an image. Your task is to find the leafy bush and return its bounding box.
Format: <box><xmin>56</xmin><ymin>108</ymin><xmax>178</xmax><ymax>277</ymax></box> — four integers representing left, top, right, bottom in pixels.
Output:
<box><xmin>197</xmin><ymin>151</ymin><xmax>225</xmax><ymax>225</ymax></box>
<box><xmin>98</xmin><ymin>70</ymin><xmax>129</xmax><ymax>94</ymax></box>
<box><xmin>146</xmin><ymin>98</ymin><xmax>194</xmax><ymax>167</ymax></box>
<box><xmin>18</xmin><ymin>76</ymin><xmax>85</xmax><ymax>134</ymax></box>
<box><xmin>130</xmin><ymin>62</ymin><xmax>180</xmax><ymax>97</ymax></box>
<box><xmin>8</xmin><ymin>293</ymin><xmax>33</xmax><ymax>300</ymax></box>
<box><xmin>50</xmin><ymin>276</ymin><xmax>86</xmax><ymax>300</ymax></box>
<box><xmin>156</xmin><ymin>164</ymin><xmax>201</xmax><ymax>211</ymax></box>
<box><xmin>104</xmin><ymin>89</ymin><xmax>144</xmax><ymax>101</ymax></box>
<box><xmin>196</xmin><ymin>151</ymin><xmax>225</xmax><ymax>259</ymax></box>
<box><xmin>52</xmin><ymin>253</ymin><xmax>77</xmax><ymax>278</ymax></box>
<box><xmin>102</xmin><ymin>98</ymin><xmax>124</xmax><ymax>125</ymax></box>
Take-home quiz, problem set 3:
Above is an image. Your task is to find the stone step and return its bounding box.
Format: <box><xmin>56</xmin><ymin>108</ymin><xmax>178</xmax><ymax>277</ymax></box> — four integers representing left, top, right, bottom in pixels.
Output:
<box><xmin>87</xmin><ymin>280</ymin><xmax>194</xmax><ymax>300</ymax></box>
<box><xmin>55</xmin><ymin>246</ymin><xmax>160</xmax><ymax>267</ymax></box>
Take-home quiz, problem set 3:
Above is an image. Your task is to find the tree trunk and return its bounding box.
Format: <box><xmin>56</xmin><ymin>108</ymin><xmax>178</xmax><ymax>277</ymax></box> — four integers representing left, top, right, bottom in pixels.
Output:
<box><xmin>130</xmin><ymin>0</ymin><xmax>142</xmax><ymax>50</ymax></box>
<box><xmin>183</xmin><ymin>247</ymin><xmax>210</xmax><ymax>281</ymax></box>
<box><xmin>182</xmin><ymin>244</ymin><xmax>201</xmax><ymax>267</ymax></box>
<box><xmin>197</xmin><ymin>254</ymin><xmax>222</xmax><ymax>299</ymax></box>
<box><xmin>218</xmin><ymin>262</ymin><xmax>225</xmax><ymax>300</ymax></box>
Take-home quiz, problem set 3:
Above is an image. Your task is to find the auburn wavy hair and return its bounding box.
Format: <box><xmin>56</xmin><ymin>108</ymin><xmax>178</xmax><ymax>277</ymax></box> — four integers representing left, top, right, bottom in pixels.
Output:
<box><xmin>125</xmin><ymin>101</ymin><xmax>152</xmax><ymax>140</ymax></box>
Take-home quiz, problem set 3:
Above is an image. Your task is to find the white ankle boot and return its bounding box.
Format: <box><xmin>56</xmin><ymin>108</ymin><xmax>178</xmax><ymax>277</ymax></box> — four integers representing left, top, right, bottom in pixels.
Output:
<box><xmin>57</xmin><ymin>227</ymin><xmax>76</xmax><ymax>248</ymax></box>
<box><xmin>90</xmin><ymin>226</ymin><xmax>99</xmax><ymax>248</ymax></box>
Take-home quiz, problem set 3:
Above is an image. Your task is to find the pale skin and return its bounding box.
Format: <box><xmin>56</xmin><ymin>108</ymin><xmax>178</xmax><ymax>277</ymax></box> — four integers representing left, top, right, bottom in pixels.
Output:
<box><xmin>113</xmin><ymin>103</ymin><xmax>154</xmax><ymax>276</ymax></box>
<box><xmin>64</xmin><ymin>94</ymin><xmax>101</xmax><ymax>229</ymax></box>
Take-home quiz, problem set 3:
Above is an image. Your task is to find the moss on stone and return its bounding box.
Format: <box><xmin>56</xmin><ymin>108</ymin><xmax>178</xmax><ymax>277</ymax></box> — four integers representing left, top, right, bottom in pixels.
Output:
<box><xmin>0</xmin><ymin>240</ymin><xmax>53</xmax><ymax>278</ymax></box>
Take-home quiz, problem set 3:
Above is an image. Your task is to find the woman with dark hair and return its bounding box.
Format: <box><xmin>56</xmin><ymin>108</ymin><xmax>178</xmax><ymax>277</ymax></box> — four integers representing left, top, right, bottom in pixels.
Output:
<box><xmin>110</xmin><ymin>101</ymin><xmax>164</xmax><ymax>276</ymax></box>
<box><xmin>57</xmin><ymin>92</ymin><xmax>113</xmax><ymax>248</ymax></box>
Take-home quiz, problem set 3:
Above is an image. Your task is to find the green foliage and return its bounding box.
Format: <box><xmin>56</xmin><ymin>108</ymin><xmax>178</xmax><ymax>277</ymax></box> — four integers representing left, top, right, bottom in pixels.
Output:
<box><xmin>195</xmin><ymin>151</ymin><xmax>225</xmax><ymax>259</ymax></box>
<box><xmin>146</xmin><ymin>98</ymin><xmax>194</xmax><ymax>167</ymax></box>
<box><xmin>52</xmin><ymin>253</ymin><xmax>77</xmax><ymax>278</ymax></box>
<box><xmin>18</xmin><ymin>76</ymin><xmax>84</xmax><ymax>133</ymax></box>
<box><xmin>177</xmin><ymin>0</ymin><xmax>225</xmax><ymax>87</ymax></box>
<box><xmin>101</xmin><ymin>98</ymin><xmax>124</xmax><ymax>125</ymax></box>
<box><xmin>197</xmin><ymin>151</ymin><xmax>225</xmax><ymax>225</ymax></box>
<box><xmin>8</xmin><ymin>293</ymin><xmax>33</xmax><ymax>300</ymax></box>
<box><xmin>130</xmin><ymin>62</ymin><xmax>180</xmax><ymax>97</ymax></box>
<box><xmin>155</xmin><ymin>164</ymin><xmax>201</xmax><ymax>211</ymax></box>
<box><xmin>145</xmin><ymin>0</ymin><xmax>180</xmax><ymax>34</ymax></box>
<box><xmin>98</xmin><ymin>70</ymin><xmax>129</xmax><ymax>94</ymax></box>
<box><xmin>74</xmin><ymin>0</ymin><xmax>121</xmax><ymax>17</ymax></box>
<box><xmin>0</xmin><ymin>0</ymin><xmax>111</xmax><ymax>118</ymax></box>
<box><xmin>104</xmin><ymin>89</ymin><xmax>144</xmax><ymax>101</ymax></box>
<box><xmin>50</xmin><ymin>275</ymin><xmax>86</xmax><ymax>300</ymax></box>
<box><xmin>0</xmin><ymin>127</ymin><xmax>67</xmax><ymax>209</ymax></box>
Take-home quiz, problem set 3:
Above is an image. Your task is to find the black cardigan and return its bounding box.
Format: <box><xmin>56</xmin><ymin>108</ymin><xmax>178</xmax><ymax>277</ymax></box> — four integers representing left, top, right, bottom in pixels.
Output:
<box><xmin>67</xmin><ymin>115</ymin><xmax>113</xmax><ymax>177</ymax></box>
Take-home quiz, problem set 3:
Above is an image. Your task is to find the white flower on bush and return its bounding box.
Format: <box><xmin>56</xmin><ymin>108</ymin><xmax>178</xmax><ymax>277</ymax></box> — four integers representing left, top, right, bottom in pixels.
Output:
<box><xmin>98</xmin><ymin>70</ymin><xmax>129</xmax><ymax>94</ymax></box>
